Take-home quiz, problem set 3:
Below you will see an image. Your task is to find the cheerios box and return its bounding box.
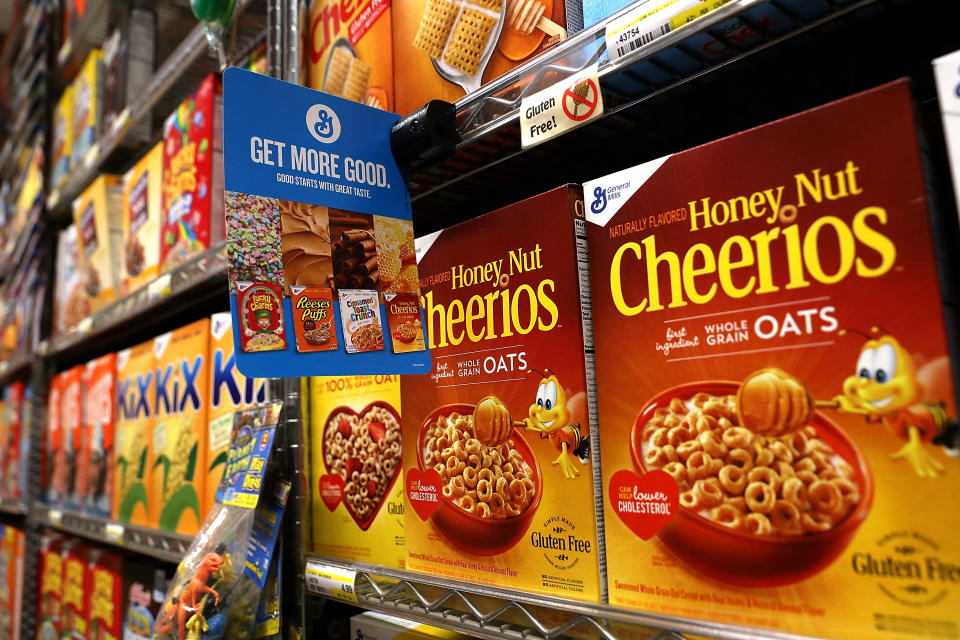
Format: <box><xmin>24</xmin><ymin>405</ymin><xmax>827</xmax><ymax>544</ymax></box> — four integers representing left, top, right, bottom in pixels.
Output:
<box><xmin>113</xmin><ymin>341</ymin><xmax>155</xmax><ymax>526</ymax></box>
<box><xmin>308</xmin><ymin>0</ymin><xmax>394</xmax><ymax>111</ymax></box>
<box><xmin>73</xmin><ymin>174</ymin><xmax>125</xmax><ymax>313</ymax></box>
<box><xmin>59</xmin><ymin>365</ymin><xmax>86</xmax><ymax>512</ymax></box>
<box><xmin>584</xmin><ymin>80</ymin><xmax>960</xmax><ymax>639</ymax></box>
<box><xmin>151</xmin><ymin>318</ymin><xmax>211</xmax><ymax>534</ymax></box>
<box><xmin>122</xmin><ymin>143</ymin><xmax>164</xmax><ymax>296</ymax></box>
<box><xmin>83</xmin><ymin>353</ymin><xmax>116</xmax><ymax>518</ymax></box>
<box><xmin>402</xmin><ymin>185</ymin><xmax>605</xmax><ymax>601</ymax></box>
<box><xmin>207</xmin><ymin>312</ymin><xmax>267</xmax><ymax>517</ymax></box>
<box><xmin>308</xmin><ymin>375</ymin><xmax>405</xmax><ymax>568</ymax></box>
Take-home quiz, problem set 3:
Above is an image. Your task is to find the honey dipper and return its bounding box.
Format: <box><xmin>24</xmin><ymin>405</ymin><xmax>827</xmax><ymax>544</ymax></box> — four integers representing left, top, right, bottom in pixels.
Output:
<box><xmin>736</xmin><ymin>368</ymin><xmax>837</xmax><ymax>437</ymax></box>
<box><xmin>473</xmin><ymin>395</ymin><xmax>525</xmax><ymax>447</ymax></box>
<box><xmin>506</xmin><ymin>0</ymin><xmax>567</xmax><ymax>38</ymax></box>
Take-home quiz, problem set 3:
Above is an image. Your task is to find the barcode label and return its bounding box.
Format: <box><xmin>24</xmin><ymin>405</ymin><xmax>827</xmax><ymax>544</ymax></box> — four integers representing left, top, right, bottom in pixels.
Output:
<box><xmin>616</xmin><ymin>23</ymin><xmax>672</xmax><ymax>58</ymax></box>
<box><xmin>304</xmin><ymin>560</ymin><xmax>358</xmax><ymax>603</ymax></box>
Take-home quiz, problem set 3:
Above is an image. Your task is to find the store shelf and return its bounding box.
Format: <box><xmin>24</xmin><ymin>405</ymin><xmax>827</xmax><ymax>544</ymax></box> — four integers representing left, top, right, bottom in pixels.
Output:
<box><xmin>303</xmin><ymin>556</ymin><xmax>822</xmax><ymax>640</ymax></box>
<box><xmin>56</xmin><ymin>0</ymin><xmax>111</xmax><ymax>75</ymax></box>
<box><xmin>40</xmin><ymin>241</ymin><xmax>229</xmax><ymax>360</ymax></box>
<box><xmin>31</xmin><ymin>506</ymin><xmax>190</xmax><ymax>563</ymax></box>
<box><xmin>0</xmin><ymin>498</ymin><xmax>28</xmax><ymax>516</ymax></box>
<box><xmin>0</xmin><ymin>351</ymin><xmax>33</xmax><ymax>386</ymax></box>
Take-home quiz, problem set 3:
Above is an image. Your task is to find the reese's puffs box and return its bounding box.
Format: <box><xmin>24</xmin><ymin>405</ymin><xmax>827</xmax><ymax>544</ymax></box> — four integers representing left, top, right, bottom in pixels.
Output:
<box><xmin>308</xmin><ymin>375</ymin><xmax>405</xmax><ymax>568</ymax></box>
<box><xmin>308</xmin><ymin>0</ymin><xmax>393</xmax><ymax>110</ymax></box>
<box><xmin>37</xmin><ymin>534</ymin><xmax>66</xmax><ymax>639</ymax></box>
<box><xmin>207</xmin><ymin>312</ymin><xmax>267</xmax><ymax>517</ymax></box>
<box><xmin>88</xmin><ymin>550</ymin><xmax>123</xmax><ymax>640</ymax></box>
<box><xmin>83</xmin><ymin>353</ymin><xmax>116</xmax><ymax>518</ymax></box>
<box><xmin>113</xmin><ymin>341</ymin><xmax>154</xmax><ymax>526</ymax></box>
<box><xmin>402</xmin><ymin>186</ymin><xmax>605</xmax><ymax>601</ymax></box>
<box><xmin>151</xmin><ymin>318</ymin><xmax>210</xmax><ymax>534</ymax></box>
<box><xmin>584</xmin><ymin>80</ymin><xmax>960</xmax><ymax>639</ymax></box>
<box><xmin>59</xmin><ymin>365</ymin><xmax>86</xmax><ymax>512</ymax></box>
<box><xmin>61</xmin><ymin>542</ymin><xmax>93</xmax><ymax>640</ymax></box>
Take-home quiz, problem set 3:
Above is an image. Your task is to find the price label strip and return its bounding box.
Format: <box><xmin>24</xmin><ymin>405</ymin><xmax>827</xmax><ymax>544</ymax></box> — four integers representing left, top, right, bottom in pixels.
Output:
<box><xmin>520</xmin><ymin>63</ymin><xmax>604</xmax><ymax>149</ymax></box>
<box><xmin>605</xmin><ymin>0</ymin><xmax>733</xmax><ymax>63</ymax></box>
<box><xmin>147</xmin><ymin>273</ymin><xmax>172</xmax><ymax>300</ymax></box>
<box><xmin>304</xmin><ymin>560</ymin><xmax>358</xmax><ymax>603</ymax></box>
<box><xmin>105</xmin><ymin>522</ymin><xmax>125</xmax><ymax>544</ymax></box>
<box><xmin>49</xmin><ymin>509</ymin><xmax>63</xmax><ymax>526</ymax></box>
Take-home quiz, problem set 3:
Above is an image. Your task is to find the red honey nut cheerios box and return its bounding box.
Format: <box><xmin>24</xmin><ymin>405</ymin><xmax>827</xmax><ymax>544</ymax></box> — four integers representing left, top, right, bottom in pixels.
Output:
<box><xmin>402</xmin><ymin>185</ymin><xmax>606</xmax><ymax>602</ymax></box>
<box><xmin>584</xmin><ymin>80</ymin><xmax>960</xmax><ymax>638</ymax></box>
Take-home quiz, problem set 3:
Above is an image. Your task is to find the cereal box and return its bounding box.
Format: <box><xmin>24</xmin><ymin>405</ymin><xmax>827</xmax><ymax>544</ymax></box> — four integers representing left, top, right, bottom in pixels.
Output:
<box><xmin>73</xmin><ymin>175</ymin><xmax>125</xmax><ymax>313</ymax></box>
<box><xmin>52</xmin><ymin>85</ymin><xmax>74</xmax><ymax>187</ymax></box>
<box><xmin>54</xmin><ymin>225</ymin><xmax>88</xmax><ymax>333</ymax></box>
<box><xmin>384</xmin><ymin>292</ymin><xmax>425</xmax><ymax>353</ymax></box>
<box><xmin>88</xmin><ymin>550</ymin><xmax>123</xmax><ymax>640</ymax></box>
<box><xmin>37</xmin><ymin>534</ymin><xmax>66</xmax><ymax>640</ymax></box>
<box><xmin>0</xmin><ymin>526</ymin><xmax>24</xmax><ymax>640</ymax></box>
<box><xmin>291</xmin><ymin>286</ymin><xmax>338</xmax><ymax>352</ymax></box>
<box><xmin>84</xmin><ymin>353</ymin><xmax>116</xmax><ymax>518</ymax></box>
<box><xmin>309</xmin><ymin>375</ymin><xmax>405</xmax><ymax>567</ymax></box>
<box><xmin>402</xmin><ymin>186</ymin><xmax>605</xmax><ymax>601</ymax></box>
<box><xmin>73</xmin><ymin>48</ymin><xmax>103</xmax><ymax>162</ymax></box>
<box><xmin>392</xmin><ymin>0</ymin><xmax>583</xmax><ymax>115</ymax></box>
<box><xmin>308</xmin><ymin>0</ymin><xmax>394</xmax><ymax>110</ymax></box>
<box><xmin>160</xmin><ymin>73</ymin><xmax>224</xmax><ymax>272</ymax></box>
<box><xmin>113</xmin><ymin>341</ymin><xmax>154</xmax><ymax>526</ymax></box>
<box><xmin>59</xmin><ymin>365</ymin><xmax>86</xmax><ymax>512</ymax></box>
<box><xmin>1</xmin><ymin>382</ymin><xmax>24</xmax><ymax>500</ymax></box>
<box><xmin>151</xmin><ymin>318</ymin><xmax>211</xmax><ymax>533</ymax></box>
<box><xmin>122</xmin><ymin>143</ymin><xmax>164</xmax><ymax>296</ymax></box>
<box><xmin>207</xmin><ymin>312</ymin><xmax>268</xmax><ymax>517</ymax></box>
<box><xmin>42</xmin><ymin>373</ymin><xmax>63</xmax><ymax>506</ymax></box>
<box><xmin>584</xmin><ymin>80</ymin><xmax>960</xmax><ymax>638</ymax></box>
<box><xmin>61</xmin><ymin>542</ymin><xmax>93</xmax><ymax>640</ymax></box>
<box><xmin>122</xmin><ymin>559</ymin><xmax>170</xmax><ymax>640</ymax></box>
<box><xmin>339</xmin><ymin>289</ymin><xmax>384</xmax><ymax>353</ymax></box>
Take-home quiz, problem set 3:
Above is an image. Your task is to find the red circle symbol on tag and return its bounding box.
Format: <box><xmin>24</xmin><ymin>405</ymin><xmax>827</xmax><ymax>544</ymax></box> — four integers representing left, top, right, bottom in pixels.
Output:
<box><xmin>562</xmin><ymin>78</ymin><xmax>600</xmax><ymax>122</ymax></box>
<box><xmin>406</xmin><ymin>467</ymin><xmax>443</xmax><ymax>521</ymax></box>
<box><xmin>609</xmin><ymin>469</ymin><xmax>679</xmax><ymax>540</ymax></box>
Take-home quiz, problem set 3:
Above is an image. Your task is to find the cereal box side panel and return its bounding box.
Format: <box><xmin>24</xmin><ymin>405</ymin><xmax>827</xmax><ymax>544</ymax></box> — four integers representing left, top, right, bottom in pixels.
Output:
<box><xmin>61</xmin><ymin>543</ymin><xmax>92</xmax><ymax>639</ymax></box>
<box><xmin>42</xmin><ymin>373</ymin><xmax>63</xmax><ymax>506</ymax></box>
<box><xmin>58</xmin><ymin>365</ymin><xmax>86</xmax><ymax>512</ymax></box>
<box><xmin>587</xmin><ymin>80</ymin><xmax>960</xmax><ymax>639</ymax></box>
<box><xmin>89</xmin><ymin>551</ymin><xmax>124</xmax><ymax>638</ymax></box>
<box><xmin>84</xmin><ymin>353</ymin><xmax>117</xmax><ymax>518</ymax></box>
<box><xmin>122</xmin><ymin>143</ymin><xmax>165</xmax><ymax>295</ymax></box>
<box><xmin>37</xmin><ymin>535</ymin><xmax>65</xmax><ymax>637</ymax></box>
<box><xmin>402</xmin><ymin>186</ymin><xmax>603</xmax><ymax>602</ymax></box>
<box><xmin>309</xmin><ymin>376</ymin><xmax>405</xmax><ymax>569</ymax></box>
<box><xmin>112</xmin><ymin>341</ymin><xmax>154</xmax><ymax>526</ymax></box>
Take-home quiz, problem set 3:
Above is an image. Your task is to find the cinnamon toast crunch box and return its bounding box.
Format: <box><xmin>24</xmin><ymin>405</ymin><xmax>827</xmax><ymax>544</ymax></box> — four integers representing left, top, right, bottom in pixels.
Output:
<box><xmin>122</xmin><ymin>143</ymin><xmax>164</xmax><ymax>296</ymax></box>
<box><xmin>113</xmin><ymin>341</ymin><xmax>154</xmax><ymax>526</ymax></box>
<box><xmin>73</xmin><ymin>175</ymin><xmax>124</xmax><ymax>313</ymax></box>
<box><xmin>151</xmin><ymin>319</ymin><xmax>210</xmax><ymax>534</ymax></box>
<box><xmin>402</xmin><ymin>186</ymin><xmax>605</xmax><ymax>601</ymax></box>
<box><xmin>308</xmin><ymin>375</ymin><xmax>405</xmax><ymax>568</ymax></box>
<box><xmin>584</xmin><ymin>80</ymin><xmax>960</xmax><ymax>638</ymax></box>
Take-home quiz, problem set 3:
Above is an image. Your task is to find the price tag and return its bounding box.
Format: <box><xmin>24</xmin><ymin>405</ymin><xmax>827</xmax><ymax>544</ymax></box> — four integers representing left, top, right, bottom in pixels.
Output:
<box><xmin>49</xmin><ymin>509</ymin><xmax>62</xmax><ymax>526</ymax></box>
<box><xmin>38</xmin><ymin>340</ymin><xmax>49</xmax><ymax>356</ymax></box>
<box><xmin>605</xmin><ymin>0</ymin><xmax>731</xmax><ymax>63</ymax></box>
<box><xmin>76</xmin><ymin>317</ymin><xmax>93</xmax><ymax>334</ymax></box>
<box><xmin>47</xmin><ymin>189</ymin><xmax>61</xmax><ymax>209</ymax></box>
<box><xmin>520</xmin><ymin>63</ymin><xmax>603</xmax><ymax>149</ymax></box>
<box><xmin>113</xmin><ymin>108</ymin><xmax>131</xmax><ymax>135</ymax></box>
<box><xmin>304</xmin><ymin>560</ymin><xmax>358</xmax><ymax>603</ymax></box>
<box><xmin>105</xmin><ymin>522</ymin><xmax>124</xmax><ymax>544</ymax></box>
<box><xmin>148</xmin><ymin>274</ymin><xmax>172</xmax><ymax>300</ymax></box>
<box><xmin>58</xmin><ymin>40</ymin><xmax>72</xmax><ymax>66</ymax></box>
<box><xmin>83</xmin><ymin>143</ymin><xmax>100</xmax><ymax>168</ymax></box>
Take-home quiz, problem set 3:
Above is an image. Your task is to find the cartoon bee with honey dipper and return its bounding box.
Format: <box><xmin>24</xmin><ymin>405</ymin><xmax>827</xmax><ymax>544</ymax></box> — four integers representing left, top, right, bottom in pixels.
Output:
<box><xmin>472</xmin><ymin>369</ymin><xmax>589</xmax><ymax>479</ymax></box>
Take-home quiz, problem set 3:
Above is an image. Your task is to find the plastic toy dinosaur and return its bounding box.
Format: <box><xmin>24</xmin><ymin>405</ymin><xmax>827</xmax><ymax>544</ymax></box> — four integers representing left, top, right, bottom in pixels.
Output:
<box><xmin>177</xmin><ymin>552</ymin><xmax>225</xmax><ymax>640</ymax></box>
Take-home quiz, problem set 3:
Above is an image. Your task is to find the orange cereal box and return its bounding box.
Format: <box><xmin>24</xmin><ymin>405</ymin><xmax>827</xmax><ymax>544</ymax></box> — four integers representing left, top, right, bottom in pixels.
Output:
<box><xmin>122</xmin><ymin>143</ymin><xmax>164</xmax><ymax>296</ymax></box>
<box><xmin>309</xmin><ymin>375</ymin><xmax>405</xmax><ymax>568</ymax></box>
<box><xmin>42</xmin><ymin>373</ymin><xmax>63</xmax><ymax>506</ymax></box>
<box><xmin>59</xmin><ymin>365</ymin><xmax>86</xmax><ymax>512</ymax></box>
<box><xmin>584</xmin><ymin>80</ymin><xmax>960</xmax><ymax>639</ymax></box>
<box><xmin>114</xmin><ymin>341</ymin><xmax>155</xmax><ymax>526</ymax></box>
<box><xmin>83</xmin><ymin>353</ymin><xmax>116</xmax><ymax>518</ymax></box>
<box><xmin>151</xmin><ymin>318</ymin><xmax>211</xmax><ymax>534</ymax></box>
<box><xmin>308</xmin><ymin>0</ymin><xmax>393</xmax><ymax>111</ymax></box>
<box><xmin>73</xmin><ymin>175</ymin><xmax>124</xmax><ymax>313</ymax></box>
<box><xmin>402</xmin><ymin>186</ymin><xmax>605</xmax><ymax>601</ymax></box>
<box><xmin>207</xmin><ymin>312</ymin><xmax>268</xmax><ymax>517</ymax></box>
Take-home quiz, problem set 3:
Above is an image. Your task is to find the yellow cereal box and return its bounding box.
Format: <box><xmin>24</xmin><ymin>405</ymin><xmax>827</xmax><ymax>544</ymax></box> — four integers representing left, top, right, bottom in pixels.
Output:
<box><xmin>151</xmin><ymin>319</ymin><xmax>210</xmax><ymax>534</ymax></box>
<box><xmin>121</xmin><ymin>143</ymin><xmax>164</xmax><ymax>296</ymax></box>
<box><xmin>73</xmin><ymin>175</ymin><xmax>124</xmax><ymax>313</ymax></box>
<box><xmin>52</xmin><ymin>85</ymin><xmax>74</xmax><ymax>186</ymax></box>
<box><xmin>308</xmin><ymin>0</ymin><xmax>393</xmax><ymax>111</ymax></box>
<box><xmin>206</xmin><ymin>312</ymin><xmax>267</xmax><ymax>518</ymax></box>
<box><xmin>73</xmin><ymin>48</ymin><xmax>102</xmax><ymax>161</ymax></box>
<box><xmin>309</xmin><ymin>375</ymin><xmax>405</xmax><ymax>568</ymax></box>
<box><xmin>113</xmin><ymin>341</ymin><xmax>154</xmax><ymax>526</ymax></box>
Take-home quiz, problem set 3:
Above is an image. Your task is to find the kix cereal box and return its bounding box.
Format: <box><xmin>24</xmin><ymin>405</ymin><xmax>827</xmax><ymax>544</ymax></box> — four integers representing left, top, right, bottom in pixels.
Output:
<box><xmin>207</xmin><ymin>312</ymin><xmax>267</xmax><ymax>517</ymax></box>
<box><xmin>89</xmin><ymin>550</ymin><xmax>123</xmax><ymax>640</ymax></box>
<box><xmin>59</xmin><ymin>365</ymin><xmax>86</xmax><ymax>512</ymax></box>
<box><xmin>73</xmin><ymin>48</ymin><xmax>103</xmax><ymax>162</ymax></box>
<box><xmin>308</xmin><ymin>0</ymin><xmax>394</xmax><ymax>110</ymax></box>
<box><xmin>309</xmin><ymin>375</ymin><xmax>405</xmax><ymax>567</ymax></box>
<box><xmin>402</xmin><ymin>186</ymin><xmax>605</xmax><ymax>600</ymax></box>
<box><xmin>84</xmin><ymin>353</ymin><xmax>116</xmax><ymax>518</ymax></box>
<box><xmin>151</xmin><ymin>318</ymin><xmax>211</xmax><ymax>534</ymax></box>
<box><xmin>122</xmin><ymin>143</ymin><xmax>164</xmax><ymax>296</ymax></box>
<box><xmin>52</xmin><ymin>85</ymin><xmax>74</xmax><ymax>187</ymax></box>
<box><xmin>114</xmin><ymin>341</ymin><xmax>155</xmax><ymax>526</ymax></box>
<box><xmin>392</xmin><ymin>0</ymin><xmax>583</xmax><ymax>115</ymax></box>
<box><xmin>73</xmin><ymin>175</ymin><xmax>125</xmax><ymax>313</ymax></box>
<box><xmin>161</xmin><ymin>74</ymin><xmax>224</xmax><ymax>272</ymax></box>
<box><xmin>61</xmin><ymin>542</ymin><xmax>93</xmax><ymax>640</ymax></box>
<box><xmin>37</xmin><ymin>534</ymin><xmax>66</xmax><ymax>640</ymax></box>
<box><xmin>42</xmin><ymin>373</ymin><xmax>63</xmax><ymax>506</ymax></box>
<box><xmin>584</xmin><ymin>80</ymin><xmax>960</xmax><ymax>639</ymax></box>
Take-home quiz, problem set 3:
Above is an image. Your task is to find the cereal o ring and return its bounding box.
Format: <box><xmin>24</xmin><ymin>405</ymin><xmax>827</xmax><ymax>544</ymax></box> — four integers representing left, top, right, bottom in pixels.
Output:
<box><xmin>650</xmin><ymin>428</ymin><xmax>670</xmax><ymax>448</ymax></box>
<box><xmin>725</xmin><ymin>448</ymin><xmax>754</xmax><ymax>471</ymax></box>
<box><xmin>442</xmin><ymin>485</ymin><xmax>454</xmax><ymax>498</ymax></box>
<box><xmin>462</xmin><ymin>466</ymin><xmax>479</xmax><ymax>488</ymax></box>
<box><xmin>769</xmin><ymin>441</ymin><xmax>794</xmax><ymax>463</ymax></box>
<box><xmin>775</xmin><ymin>461</ymin><xmax>796</xmax><ymax>479</ymax></box>
<box><xmin>725</xmin><ymin>496</ymin><xmax>747</xmax><ymax>512</ymax></box>
<box><xmin>833</xmin><ymin>477</ymin><xmax>860</xmax><ymax>508</ymax></box>
<box><xmin>755</xmin><ymin>447</ymin><xmax>775</xmax><ymax>467</ymax></box>
<box><xmin>677</xmin><ymin>440</ymin><xmax>702</xmax><ymax>461</ymax></box>
<box><xmin>668</xmin><ymin>426</ymin><xmax>692</xmax><ymax>447</ymax></box>
<box><xmin>679</xmin><ymin>490</ymin><xmax>699</xmax><ymax>509</ymax></box>
<box><xmin>781</xmin><ymin>477</ymin><xmax>807</xmax><ymax>508</ymax></box>
<box><xmin>795</xmin><ymin>457</ymin><xmax>817</xmax><ymax>473</ymax></box>
<box><xmin>801</xmin><ymin>512</ymin><xmax>832</xmax><ymax>533</ymax></box>
<box><xmin>459</xmin><ymin>494</ymin><xmax>476</xmax><ymax>511</ymax></box>
<box><xmin>661</xmin><ymin>444</ymin><xmax>680</xmax><ymax>463</ymax></box>
<box><xmin>695</xmin><ymin>415</ymin><xmax>719</xmax><ymax>434</ymax></box>
<box><xmin>722</xmin><ymin>427</ymin><xmax>753</xmax><ymax>449</ymax></box>
<box><xmin>809</xmin><ymin>480</ymin><xmax>842</xmax><ymax>514</ymax></box>
<box><xmin>796</xmin><ymin>469</ymin><xmax>818</xmax><ymax>486</ymax></box>
<box><xmin>711</xmin><ymin>504</ymin><xmax>744</xmax><ymax>529</ymax></box>
<box><xmin>477</xmin><ymin>479</ymin><xmax>494</xmax><ymax>502</ymax></box>
<box><xmin>490</xmin><ymin>492</ymin><xmax>506</xmax><ymax>512</ymax></box>
<box><xmin>719</xmin><ymin>465</ymin><xmax>747</xmax><ymax>494</ymax></box>
<box><xmin>644</xmin><ymin>446</ymin><xmax>667</xmax><ymax>468</ymax></box>
<box><xmin>747</xmin><ymin>466</ymin><xmax>782</xmax><ymax>493</ymax></box>
<box><xmin>663</xmin><ymin>461</ymin><xmax>688</xmax><ymax>488</ymax></box>
<box><xmin>699</xmin><ymin>431</ymin><xmax>728</xmax><ymax>458</ymax></box>
<box><xmin>770</xmin><ymin>500</ymin><xmax>802</xmax><ymax>533</ymax></box>
<box><xmin>744</xmin><ymin>513</ymin><xmax>772</xmax><ymax>535</ymax></box>
<box><xmin>694</xmin><ymin>478</ymin><xmax>723</xmax><ymax>508</ymax></box>
<box><xmin>509</xmin><ymin>479</ymin><xmax>525</xmax><ymax>502</ymax></box>
<box><xmin>686</xmin><ymin>451</ymin><xmax>713</xmax><ymax>481</ymax></box>
<box><xmin>744</xmin><ymin>482</ymin><xmax>776</xmax><ymax>514</ymax></box>
<box><xmin>476</xmin><ymin>502</ymin><xmax>491</xmax><ymax>518</ymax></box>
<box><xmin>785</xmin><ymin>432</ymin><xmax>808</xmax><ymax>457</ymax></box>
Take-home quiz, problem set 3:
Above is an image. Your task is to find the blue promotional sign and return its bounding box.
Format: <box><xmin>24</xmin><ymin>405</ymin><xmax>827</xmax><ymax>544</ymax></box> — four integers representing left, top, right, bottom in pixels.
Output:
<box><xmin>222</xmin><ymin>68</ymin><xmax>430</xmax><ymax>376</ymax></box>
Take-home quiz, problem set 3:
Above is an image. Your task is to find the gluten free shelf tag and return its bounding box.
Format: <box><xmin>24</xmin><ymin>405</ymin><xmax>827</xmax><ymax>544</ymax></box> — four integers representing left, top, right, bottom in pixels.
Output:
<box><xmin>520</xmin><ymin>63</ymin><xmax>603</xmax><ymax>149</ymax></box>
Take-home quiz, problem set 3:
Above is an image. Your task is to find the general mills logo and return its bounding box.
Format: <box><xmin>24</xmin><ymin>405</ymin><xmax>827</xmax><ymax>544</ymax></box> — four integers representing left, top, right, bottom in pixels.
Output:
<box><xmin>306</xmin><ymin>103</ymin><xmax>341</xmax><ymax>144</ymax></box>
<box><xmin>590</xmin><ymin>185</ymin><xmax>607</xmax><ymax>214</ymax></box>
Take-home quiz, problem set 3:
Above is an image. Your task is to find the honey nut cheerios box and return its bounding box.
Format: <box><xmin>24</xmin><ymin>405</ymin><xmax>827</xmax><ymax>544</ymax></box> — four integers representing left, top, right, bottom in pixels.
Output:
<box><xmin>207</xmin><ymin>312</ymin><xmax>268</xmax><ymax>517</ymax></box>
<box><xmin>584</xmin><ymin>80</ymin><xmax>960</xmax><ymax>639</ymax></box>
<box><xmin>151</xmin><ymin>318</ymin><xmax>211</xmax><ymax>534</ymax></box>
<box><xmin>72</xmin><ymin>175</ymin><xmax>125</xmax><ymax>313</ymax></box>
<box><xmin>308</xmin><ymin>0</ymin><xmax>394</xmax><ymax>111</ymax></box>
<box><xmin>83</xmin><ymin>353</ymin><xmax>116</xmax><ymax>518</ymax></box>
<box><xmin>113</xmin><ymin>340</ymin><xmax>155</xmax><ymax>527</ymax></box>
<box><xmin>59</xmin><ymin>364</ymin><xmax>86</xmax><ymax>513</ymax></box>
<box><xmin>402</xmin><ymin>186</ymin><xmax>605</xmax><ymax>601</ymax></box>
<box><xmin>308</xmin><ymin>375</ymin><xmax>405</xmax><ymax>568</ymax></box>
<box><xmin>122</xmin><ymin>143</ymin><xmax>164</xmax><ymax>297</ymax></box>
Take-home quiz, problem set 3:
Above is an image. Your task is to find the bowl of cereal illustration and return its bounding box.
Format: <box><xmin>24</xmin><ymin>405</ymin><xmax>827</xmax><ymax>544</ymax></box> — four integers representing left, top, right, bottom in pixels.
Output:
<box><xmin>629</xmin><ymin>381</ymin><xmax>873</xmax><ymax>587</ymax></box>
<box><xmin>418</xmin><ymin>403</ymin><xmax>543</xmax><ymax>555</ymax></box>
<box><xmin>323</xmin><ymin>401</ymin><xmax>403</xmax><ymax>531</ymax></box>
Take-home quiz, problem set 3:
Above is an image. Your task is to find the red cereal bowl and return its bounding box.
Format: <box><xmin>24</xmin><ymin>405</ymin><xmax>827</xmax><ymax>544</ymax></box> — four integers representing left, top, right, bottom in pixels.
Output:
<box><xmin>629</xmin><ymin>381</ymin><xmax>874</xmax><ymax>587</ymax></box>
<box><xmin>418</xmin><ymin>403</ymin><xmax>543</xmax><ymax>556</ymax></box>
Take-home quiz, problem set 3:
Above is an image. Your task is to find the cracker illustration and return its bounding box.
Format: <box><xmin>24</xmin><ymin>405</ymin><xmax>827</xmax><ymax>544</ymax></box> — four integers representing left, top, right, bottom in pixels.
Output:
<box><xmin>443</xmin><ymin>8</ymin><xmax>497</xmax><ymax>76</ymax></box>
<box><xmin>473</xmin><ymin>0</ymin><xmax>504</xmax><ymax>10</ymax></box>
<box><xmin>324</xmin><ymin>47</ymin><xmax>353</xmax><ymax>95</ymax></box>
<box><xmin>413</xmin><ymin>0</ymin><xmax>460</xmax><ymax>59</ymax></box>
<box><xmin>343</xmin><ymin>58</ymin><xmax>372</xmax><ymax>102</ymax></box>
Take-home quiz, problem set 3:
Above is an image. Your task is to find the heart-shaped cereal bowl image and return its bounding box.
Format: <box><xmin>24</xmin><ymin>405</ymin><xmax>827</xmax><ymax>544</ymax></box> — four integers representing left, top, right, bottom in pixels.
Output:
<box><xmin>322</xmin><ymin>401</ymin><xmax>402</xmax><ymax>531</ymax></box>
<box><xmin>418</xmin><ymin>403</ymin><xmax>543</xmax><ymax>556</ymax></box>
<box><xmin>628</xmin><ymin>381</ymin><xmax>873</xmax><ymax>587</ymax></box>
